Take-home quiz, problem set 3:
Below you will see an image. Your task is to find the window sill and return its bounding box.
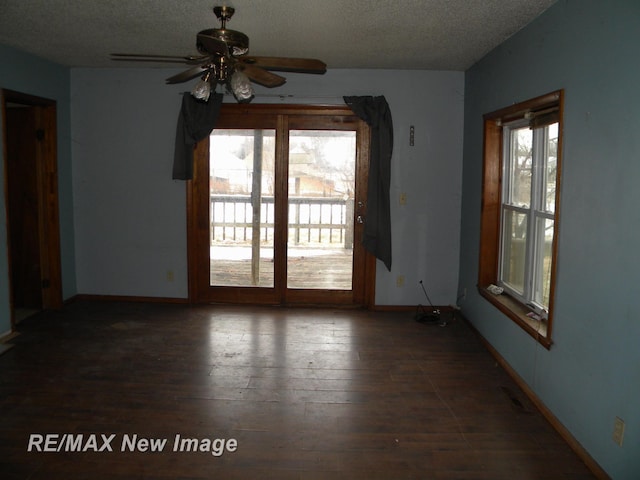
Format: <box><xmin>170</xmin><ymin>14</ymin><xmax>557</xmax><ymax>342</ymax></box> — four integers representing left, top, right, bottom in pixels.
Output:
<box><xmin>478</xmin><ymin>286</ymin><xmax>552</xmax><ymax>349</ymax></box>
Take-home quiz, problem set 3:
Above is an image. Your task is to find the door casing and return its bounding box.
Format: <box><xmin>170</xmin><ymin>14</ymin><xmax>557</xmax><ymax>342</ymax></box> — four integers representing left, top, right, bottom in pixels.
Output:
<box><xmin>2</xmin><ymin>89</ymin><xmax>63</xmax><ymax>326</ymax></box>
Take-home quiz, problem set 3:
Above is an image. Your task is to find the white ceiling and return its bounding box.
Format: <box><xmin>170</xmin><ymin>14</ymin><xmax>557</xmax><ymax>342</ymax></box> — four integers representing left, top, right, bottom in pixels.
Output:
<box><xmin>0</xmin><ymin>0</ymin><xmax>557</xmax><ymax>71</ymax></box>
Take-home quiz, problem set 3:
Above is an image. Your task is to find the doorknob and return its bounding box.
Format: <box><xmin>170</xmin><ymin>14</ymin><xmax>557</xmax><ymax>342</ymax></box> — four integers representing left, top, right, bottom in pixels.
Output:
<box><xmin>356</xmin><ymin>215</ymin><xmax>365</xmax><ymax>224</ymax></box>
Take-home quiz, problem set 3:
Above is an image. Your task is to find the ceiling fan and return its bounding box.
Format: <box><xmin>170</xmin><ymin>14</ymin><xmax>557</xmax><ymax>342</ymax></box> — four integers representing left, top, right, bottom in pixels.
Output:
<box><xmin>111</xmin><ymin>6</ymin><xmax>327</xmax><ymax>102</ymax></box>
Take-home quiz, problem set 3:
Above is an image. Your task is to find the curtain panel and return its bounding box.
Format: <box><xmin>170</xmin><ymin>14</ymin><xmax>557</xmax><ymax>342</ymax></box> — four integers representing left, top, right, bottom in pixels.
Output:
<box><xmin>344</xmin><ymin>96</ymin><xmax>393</xmax><ymax>271</ymax></box>
<box><xmin>172</xmin><ymin>92</ymin><xmax>224</xmax><ymax>180</ymax></box>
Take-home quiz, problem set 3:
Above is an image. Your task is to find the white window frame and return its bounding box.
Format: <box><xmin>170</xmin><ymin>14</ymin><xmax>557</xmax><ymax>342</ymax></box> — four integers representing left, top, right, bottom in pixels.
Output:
<box><xmin>499</xmin><ymin>119</ymin><xmax>557</xmax><ymax>319</ymax></box>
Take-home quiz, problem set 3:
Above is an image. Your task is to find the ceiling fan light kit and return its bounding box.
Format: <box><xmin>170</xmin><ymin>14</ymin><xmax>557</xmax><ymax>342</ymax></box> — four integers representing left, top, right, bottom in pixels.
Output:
<box><xmin>229</xmin><ymin>70</ymin><xmax>254</xmax><ymax>103</ymax></box>
<box><xmin>191</xmin><ymin>71</ymin><xmax>212</xmax><ymax>101</ymax></box>
<box><xmin>111</xmin><ymin>6</ymin><xmax>326</xmax><ymax>103</ymax></box>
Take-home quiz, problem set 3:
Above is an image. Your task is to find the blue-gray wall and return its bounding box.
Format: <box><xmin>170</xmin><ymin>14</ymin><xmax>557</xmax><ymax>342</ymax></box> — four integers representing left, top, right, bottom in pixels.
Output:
<box><xmin>1</xmin><ymin>49</ymin><xmax>464</xmax><ymax>320</ymax></box>
<box><xmin>0</xmin><ymin>44</ymin><xmax>76</xmax><ymax>334</ymax></box>
<box><xmin>70</xmin><ymin>68</ymin><xmax>464</xmax><ymax>304</ymax></box>
<box><xmin>459</xmin><ymin>1</ymin><xmax>639</xmax><ymax>478</ymax></box>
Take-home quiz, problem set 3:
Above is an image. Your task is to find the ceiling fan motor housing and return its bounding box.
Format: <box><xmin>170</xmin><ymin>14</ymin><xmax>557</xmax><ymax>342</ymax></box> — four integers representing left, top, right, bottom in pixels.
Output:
<box><xmin>197</xmin><ymin>28</ymin><xmax>249</xmax><ymax>56</ymax></box>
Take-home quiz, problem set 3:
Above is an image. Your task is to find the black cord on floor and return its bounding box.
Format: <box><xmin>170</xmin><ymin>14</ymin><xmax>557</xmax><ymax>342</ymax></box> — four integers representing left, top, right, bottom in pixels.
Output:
<box><xmin>415</xmin><ymin>280</ymin><xmax>447</xmax><ymax>326</ymax></box>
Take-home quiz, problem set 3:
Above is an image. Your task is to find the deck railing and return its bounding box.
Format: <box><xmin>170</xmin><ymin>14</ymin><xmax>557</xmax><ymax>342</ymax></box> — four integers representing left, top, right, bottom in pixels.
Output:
<box><xmin>210</xmin><ymin>195</ymin><xmax>354</xmax><ymax>249</ymax></box>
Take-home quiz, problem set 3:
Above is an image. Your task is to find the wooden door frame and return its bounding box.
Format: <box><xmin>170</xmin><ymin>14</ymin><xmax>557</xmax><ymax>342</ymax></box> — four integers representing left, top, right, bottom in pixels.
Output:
<box><xmin>187</xmin><ymin>103</ymin><xmax>376</xmax><ymax>308</ymax></box>
<box><xmin>2</xmin><ymin>89</ymin><xmax>63</xmax><ymax>325</ymax></box>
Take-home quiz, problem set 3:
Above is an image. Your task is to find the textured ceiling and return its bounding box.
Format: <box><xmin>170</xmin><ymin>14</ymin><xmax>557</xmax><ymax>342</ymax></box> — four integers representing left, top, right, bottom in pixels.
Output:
<box><xmin>0</xmin><ymin>0</ymin><xmax>557</xmax><ymax>70</ymax></box>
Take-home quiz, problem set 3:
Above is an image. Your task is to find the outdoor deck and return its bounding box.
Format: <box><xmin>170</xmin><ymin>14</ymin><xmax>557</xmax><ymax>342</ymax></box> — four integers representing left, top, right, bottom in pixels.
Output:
<box><xmin>210</xmin><ymin>247</ymin><xmax>353</xmax><ymax>290</ymax></box>
<box><xmin>209</xmin><ymin>195</ymin><xmax>355</xmax><ymax>290</ymax></box>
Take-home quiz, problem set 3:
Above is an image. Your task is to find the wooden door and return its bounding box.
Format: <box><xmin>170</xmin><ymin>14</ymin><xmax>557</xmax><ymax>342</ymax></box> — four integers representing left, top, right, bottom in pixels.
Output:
<box><xmin>6</xmin><ymin>106</ymin><xmax>42</xmax><ymax>309</ymax></box>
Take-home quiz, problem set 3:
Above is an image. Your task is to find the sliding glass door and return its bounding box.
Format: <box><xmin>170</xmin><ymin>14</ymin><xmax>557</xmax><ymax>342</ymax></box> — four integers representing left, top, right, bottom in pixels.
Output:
<box><xmin>188</xmin><ymin>104</ymin><xmax>374</xmax><ymax>306</ymax></box>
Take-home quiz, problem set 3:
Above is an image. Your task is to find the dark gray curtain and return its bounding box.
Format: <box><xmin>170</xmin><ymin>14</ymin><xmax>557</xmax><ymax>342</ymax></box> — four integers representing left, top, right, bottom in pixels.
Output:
<box><xmin>172</xmin><ymin>92</ymin><xmax>224</xmax><ymax>180</ymax></box>
<box><xmin>343</xmin><ymin>95</ymin><xmax>393</xmax><ymax>271</ymax></box>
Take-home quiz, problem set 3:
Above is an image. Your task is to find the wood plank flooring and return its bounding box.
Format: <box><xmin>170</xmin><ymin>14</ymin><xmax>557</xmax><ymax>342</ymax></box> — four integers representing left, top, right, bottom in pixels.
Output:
<box><xmin>0</xmin><ymin>301</ymin><xmax>596</xmax><ymax>479</ymax></box>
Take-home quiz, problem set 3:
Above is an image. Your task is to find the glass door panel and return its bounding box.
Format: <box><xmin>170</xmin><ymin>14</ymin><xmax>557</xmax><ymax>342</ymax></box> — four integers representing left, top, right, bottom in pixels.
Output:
<box><xmin>209</xmin><ymin>129</ymin><xmax>276</xmax><ymax>287</ymax></box>
<box><xmin>287</xmin><ymin>130</ymin><xmax>356</xmax><ymax>290</ymax></box>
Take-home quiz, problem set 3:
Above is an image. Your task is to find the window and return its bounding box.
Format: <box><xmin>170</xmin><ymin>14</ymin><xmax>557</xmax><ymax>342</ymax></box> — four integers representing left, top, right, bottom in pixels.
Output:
<box><xmin>478</xmin><ymin>90</ymin><xmax>563</xmax><ymax>348</ymax></box>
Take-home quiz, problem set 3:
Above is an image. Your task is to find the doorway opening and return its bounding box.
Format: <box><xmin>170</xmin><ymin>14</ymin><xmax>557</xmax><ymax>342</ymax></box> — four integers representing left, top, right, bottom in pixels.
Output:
<box><xmin>2</xmin><ymin>89</ymin><xmax>63</xmax><ymax>328</ymax></box>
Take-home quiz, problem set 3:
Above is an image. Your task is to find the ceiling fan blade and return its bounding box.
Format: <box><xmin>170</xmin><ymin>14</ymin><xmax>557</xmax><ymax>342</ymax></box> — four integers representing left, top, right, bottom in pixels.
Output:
<box><xmin>111</xmin><ymin>53</ymin><xmax>208</xmax><ymax>64</ymax></box>
<box><xmin>239</xmin><ymin>56</ymin><xmax>326</xmax><ymax>74</ymax></box>
<box><xmin>196</xmin><ymin>33</ymin><xmax>229</xmax><ymax>56</ymax></box>
<box><xmin>166</xmin><ymin>65</ymin><xmax>211</xmax><ymax>84</ymax></box>
<box><xmin>237</xmin><ymin>64</ymin><xmax>286</xmax><ymax>88</ymax></box>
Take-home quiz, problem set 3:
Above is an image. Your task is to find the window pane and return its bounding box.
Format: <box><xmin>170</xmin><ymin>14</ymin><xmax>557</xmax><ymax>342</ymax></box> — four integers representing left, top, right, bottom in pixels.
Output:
<box><xmin>287</xmin><ymin>130</ymin><xmax>356</xmax><ymax>290</ymax></box>
<box><xmin>543</xmin><ymin>123</ymin><xmax>559</xmax><ymax>213</ymax></box>
<box><xmin>534</xmin><ymin>217</ymin><xmax>554</xmax><ymax>309</ymax></box>
<box><xmin>508</xmin><ymin>127</ymin><xmax>533</xmax><ymax>207</ymax></box>
<box><xmin>209</xmin><ymin>129</ymin><xmax>276</xmax><ymax>287</ymax></box>
<box><xmin>501</xmin><ymin>209</ymin><xmax>528</xmax><ymax>295</ymax></box>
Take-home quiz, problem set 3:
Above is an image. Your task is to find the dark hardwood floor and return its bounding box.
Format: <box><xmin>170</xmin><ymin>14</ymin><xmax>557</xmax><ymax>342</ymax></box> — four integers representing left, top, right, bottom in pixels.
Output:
<box><xmin>0</xmin><ymin>301</ymin><xmax>595</xmax><ymax>479</ymax></box>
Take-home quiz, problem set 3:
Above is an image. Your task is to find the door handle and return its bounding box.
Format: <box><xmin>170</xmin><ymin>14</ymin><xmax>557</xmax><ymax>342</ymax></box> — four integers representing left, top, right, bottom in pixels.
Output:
<box><xmin>356</xmin><ymin>215</ymin><xmax>365</xmax><ymax>224</ymax></box>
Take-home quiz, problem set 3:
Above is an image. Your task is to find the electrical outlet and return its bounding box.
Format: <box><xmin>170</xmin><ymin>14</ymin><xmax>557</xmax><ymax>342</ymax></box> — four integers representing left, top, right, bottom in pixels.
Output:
<box><xmin>612</xmin><ymin>417</ymin><xmax>625</xmax><ymax>446</ymax></box>
<box><xmin>396</xmin><ymin>275</ymin><xmax>405</xmax><ymax>287</ymax></box>
<box><xmin>399</xmin><ymin>193</ymin><xmax>407</xmax><ymax>206</ymax></box>
<box><xmin>166</xmin><ymin>270</ymin><xmax>175</xmax><ymax>282</ymax></box>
